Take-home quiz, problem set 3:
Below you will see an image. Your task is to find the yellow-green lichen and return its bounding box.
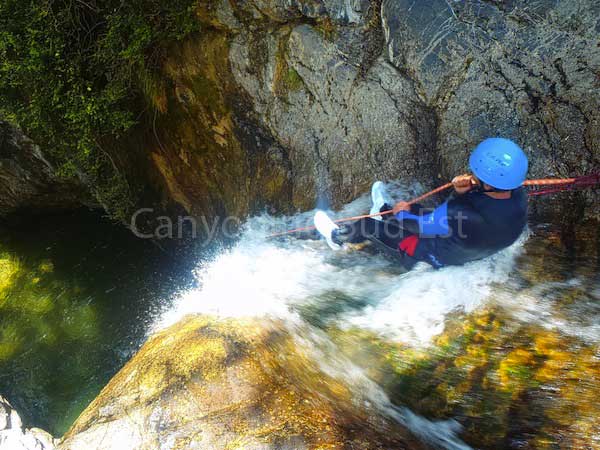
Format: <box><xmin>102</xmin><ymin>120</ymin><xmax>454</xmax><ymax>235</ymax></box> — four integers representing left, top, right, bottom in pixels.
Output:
<box><xmin>314</xmin><ymin>17</ymin><xmax>337</xmax><ymax>41</ymax></box>
<box><xmin>62</xmin><ymin>316</ymin><xmax>425</xmax><ymax>450</ymax></box>
<box><xmin>328</xmin><ymin>302</ymin><xmax>600</xmax><ymax>449</ymax></box>
<box><xmin>273</xmin><ymin>33</ymin><xmax>305</xmax><ymax>99</ymax></box>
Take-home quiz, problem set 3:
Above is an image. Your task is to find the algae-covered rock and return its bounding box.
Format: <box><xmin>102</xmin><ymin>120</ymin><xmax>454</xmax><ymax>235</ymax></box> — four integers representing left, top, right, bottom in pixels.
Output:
<box><xmin>330</xmin><ymin>307</ymin><xmax>600</xmax><ymax>449</ymax></box>
<box><xmin>58</xmin><ymin>315</ymin><xmax>429</xmax><ymax>450</ymax></box>
<box><xmin>321</xmin><ymin>224</ymin><xmax>600</xmax><ymax>449</ymax></box>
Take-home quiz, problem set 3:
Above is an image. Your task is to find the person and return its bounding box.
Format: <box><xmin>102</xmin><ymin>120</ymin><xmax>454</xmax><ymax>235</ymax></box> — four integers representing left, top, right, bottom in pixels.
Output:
<box><xmin>314</xmin><ymin>137</ymin><xmax>529</xmax><ymax>269</ymax></box>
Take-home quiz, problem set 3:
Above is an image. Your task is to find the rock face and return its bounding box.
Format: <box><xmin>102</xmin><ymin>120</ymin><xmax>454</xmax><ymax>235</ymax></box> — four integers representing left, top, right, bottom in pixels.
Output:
<box><xmin>122</xmin><ymin>31</ymin><xmax>295</xmax><ymax>227</ymax></box>
<box><xmin>133</xmin><ymin>0</ymin><xmax>599</xmax><ymax>224</ymax></box>
<box><xmin>0</xmin><ymin>122</ymin><xmax>91</xmax><ymax>222</ymax></box>
<box><xmin>229</xmin><ymin>23</ymin><xmax>437</xmax><ymax>208</ymax></box>
<box><xmin>2</xmin><ymin>0</ymin><xmax>598</xmax><ymax>226</ymax></box>
<box><xmin>221</xmin><ymin>0</ymin><xmax>599</xmax><ymax>216</ymax></box>
<box><xmin>0</xmin><ymin>396</ymin><xmax>56</xmax><ymax>450</ymax></box>
<box><xmin>381</xmin><ymin>0</ymin><xmax>600</xmax><ymax>218</ymax></box>
<box><xmin>58</xmin><ymin>315</ymin><xmax>429</xmax><ymax>450</ymax></box>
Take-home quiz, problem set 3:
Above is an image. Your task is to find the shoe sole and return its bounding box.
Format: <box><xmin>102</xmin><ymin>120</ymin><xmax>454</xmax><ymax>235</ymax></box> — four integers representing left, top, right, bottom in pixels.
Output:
<box><xmin>314</xmin><ymin>211</ymin><xmax>341</xmax><ymax>250</ymax></box>
<box><xmin>370</xmin><ymin>181</ymin><xmax>392</xmax><ymax>221</ymax></box>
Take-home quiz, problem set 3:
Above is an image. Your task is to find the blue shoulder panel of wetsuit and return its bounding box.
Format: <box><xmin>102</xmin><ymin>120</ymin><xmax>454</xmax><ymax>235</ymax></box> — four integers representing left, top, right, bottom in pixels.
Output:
<box><xmin>395</xmin><ymin>201</ymin><xmax>450</xmax><ymax>236</ymax></box>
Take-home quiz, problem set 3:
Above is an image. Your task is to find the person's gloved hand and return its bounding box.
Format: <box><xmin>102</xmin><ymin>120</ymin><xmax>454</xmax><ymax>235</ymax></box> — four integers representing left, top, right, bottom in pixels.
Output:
<box><xmin>392</xmin><ymin>201</ymin><xmax>411</xmax><ymax>215</ymax></box>
<box><xmin>452</xmin><ymin>174</ymin><xmax>477</xmax><ymax>194</ymax></box>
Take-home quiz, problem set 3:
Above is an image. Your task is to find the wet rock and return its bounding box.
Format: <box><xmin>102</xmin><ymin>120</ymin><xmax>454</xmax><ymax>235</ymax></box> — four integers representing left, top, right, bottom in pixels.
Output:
<box><xmin>208</xmin><ymin>0</ymin><xmax>367</xmax><ymax>26</ymax></box>
<box><xmin>0</xmin><ymin>396</ymin><xmax>56</xmax><ymax>450</ymax></box>
<box><xmin>230</xmin><ymin>24</ymin><xmax>437</xmax><ymax>208</ymax></box>
<box><xmin>382</xmin><ymin>0</ymin><xmax>600</xmax><ymax>218</ymax></box>
<box><xmin>225</xmin><ymin>0</ymin><xmax>598</xmax><ymax>216</ymax></box>
<box><xmin>0</xmin><ymin>122</ymin><xmax>92</xmax><ymax>222</ymax></box>
<box><xmin>58</xmin><ymin>315</ymin><xmax>429</xmax><ymax>450</ymax></box>
<box><xmin>327</xmin><ymin>224</ymin><xmax>600</xmax><ymax>449</ymax></box>
<box><xmin>3</xmin><ymin>0</ymin><xmax>598</xmax><ymax>229</ymax></box>
<box><xmin>120</xmin><ymin>31</ymin><xmax>294</xmax><ymax>231</ymax></box>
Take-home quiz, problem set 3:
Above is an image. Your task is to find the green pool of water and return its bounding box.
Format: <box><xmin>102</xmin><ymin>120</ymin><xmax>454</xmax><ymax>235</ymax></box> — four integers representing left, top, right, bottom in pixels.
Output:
<box><xmin>0</xmin><ymin>209</ymin><xmax>194</xmax><ymax>436</ymax></box>
<box><xmin>1</xmin><ymin>206</ymin><xmax>598</xmax><ymax>450</ymax></box>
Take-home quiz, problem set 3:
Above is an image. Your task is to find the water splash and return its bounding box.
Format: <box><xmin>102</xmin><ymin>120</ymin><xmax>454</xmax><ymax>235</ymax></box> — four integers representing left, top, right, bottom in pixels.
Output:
<box><xmin>158</xmin><ymin>183</ymin><xmax>524</xmax><ymax>345</ymax></box>
<box><xmin>497</xmin><ymin>277</ymin><xmax>600</xmax><ymax>344</ymax></box>
<box><xmin>155</xmin><ymin>183</ymin><xmax>527</xmax><ymax>449</ymax></box>
<box><xmin>346</xmin><ymin>242</ymin><xmax>524</xmax><ymax>344</ymax></box>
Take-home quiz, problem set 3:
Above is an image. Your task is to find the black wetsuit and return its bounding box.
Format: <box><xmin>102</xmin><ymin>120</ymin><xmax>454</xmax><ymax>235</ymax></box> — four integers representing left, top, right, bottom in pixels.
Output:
<box><xmin>334</xmin><ymin>188</ymin><xmax>528</xmax><ymax>269</ymax></box>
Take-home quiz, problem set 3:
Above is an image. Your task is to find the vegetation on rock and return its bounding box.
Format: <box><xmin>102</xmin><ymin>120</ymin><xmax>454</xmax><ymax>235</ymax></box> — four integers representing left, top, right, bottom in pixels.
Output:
<box><xmin>328</xmin><ymin>225</ymin><xmax>600</xmax><ymax>449</ymax></box>
<box><xmin>0</xmin><ymin>0</ymin><xmax>199</xmax><ymax>222</ymax></box>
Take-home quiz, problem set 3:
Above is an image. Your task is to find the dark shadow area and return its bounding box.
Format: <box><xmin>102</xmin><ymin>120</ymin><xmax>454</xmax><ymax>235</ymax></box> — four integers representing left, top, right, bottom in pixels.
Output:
<box><xmin>0</xmin><ymin>208</ymin><xmax>197</xmax><ymax>436</ymax></box>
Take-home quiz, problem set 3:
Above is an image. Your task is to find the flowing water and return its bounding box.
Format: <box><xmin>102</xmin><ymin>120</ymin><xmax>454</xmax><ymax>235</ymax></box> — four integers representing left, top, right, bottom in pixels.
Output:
<box><xmin>158</xmin><ymin>183</ymin><xmax>600</xmax><ymax>449</ymax></box>
<box><xmin>1</xmin><ymin>185</ymin><xmax>599</xmax><ymax>448</ymax></box>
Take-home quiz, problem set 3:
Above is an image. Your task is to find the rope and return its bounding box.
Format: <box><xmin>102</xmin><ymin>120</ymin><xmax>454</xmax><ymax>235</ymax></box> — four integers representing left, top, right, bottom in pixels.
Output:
<box><xmin>268</xmin><ymin>174</ymin><xmax>599</xmax><ymax>238</ymax></box>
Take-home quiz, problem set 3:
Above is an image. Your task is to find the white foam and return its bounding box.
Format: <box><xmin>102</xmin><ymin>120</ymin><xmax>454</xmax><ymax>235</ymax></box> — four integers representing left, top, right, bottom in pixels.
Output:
<box><xmin>346</xmin><ymin>239</ymin><xmax>525</xmax><ymax>344</ymax></box>
<box><xmin>153</xmin><ymin>184</ymin><xmax>530</xmax><ymax>450</ymax></box>
<box><xmin>287</xmin><ymin>324</ymin><xmax>472</xmax><ymax>450</ymax></box>
<box><xmin>157</xmin><ymin>182</ymin><xmax>525</xmax><ymax>346</ymax></box>
<box><xmin>497</xmin><ymin>277</ymin><xmax>600</xmax><ymax>344</ymax></box>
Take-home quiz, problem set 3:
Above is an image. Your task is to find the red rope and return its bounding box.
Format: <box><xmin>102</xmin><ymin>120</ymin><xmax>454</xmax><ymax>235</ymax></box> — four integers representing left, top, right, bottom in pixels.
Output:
<box><xmin>525</xmin><ymin>173</ymin><xmax>600</xmax><ymax>196</ymax></box>
<box><xmin>268</xmin><ymin>174</ymin><xmax>599</xmax><ymax>238</ymax></box>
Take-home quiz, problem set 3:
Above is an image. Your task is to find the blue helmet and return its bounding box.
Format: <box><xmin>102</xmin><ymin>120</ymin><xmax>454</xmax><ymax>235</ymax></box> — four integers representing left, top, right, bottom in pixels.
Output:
<box><xmin>469</xmin><ymin>138</ymin><xmax>528</xmax><ymax>190</ymax></box>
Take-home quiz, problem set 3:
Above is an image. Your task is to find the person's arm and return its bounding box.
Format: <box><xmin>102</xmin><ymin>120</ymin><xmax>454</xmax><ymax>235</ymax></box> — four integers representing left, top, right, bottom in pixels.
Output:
<box><xmin>390</xmin><ymin>174</ymin><xmax>480</xmax><ymax>235</ymax></box>
<box><xmin>392</xmin><ymin>201</ymin><xmax>450</xmax><ymax>236</ymax></box>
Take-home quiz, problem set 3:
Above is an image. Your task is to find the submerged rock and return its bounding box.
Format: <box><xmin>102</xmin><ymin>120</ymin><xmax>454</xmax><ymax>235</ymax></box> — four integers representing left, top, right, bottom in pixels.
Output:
<box><xmin>0</xmin><ymin>396</ymin><xmax>56</xmax><ymax>450</ymax></box>
<box><xmin>58</xmin><ymin>315</ymin><xmax>430</xmax><ymax>450</ymax></box>
<box><xmin>327</xmin><ymin>223</ymin><xmax>600</xmax><ymax>449</ymax></box>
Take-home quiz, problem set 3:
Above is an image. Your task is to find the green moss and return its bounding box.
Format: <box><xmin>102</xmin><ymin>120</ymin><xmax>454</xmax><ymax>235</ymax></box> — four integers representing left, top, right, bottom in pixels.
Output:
<box><xmin>284</xmin><ymin>68</ymin><xmax>303</xmax><ymax>92</ymax></box>
<box><xmin>189</xmin><ymin>74</ymin><xmax>226</xmax><ymax>117</ymax></box>
<box><xmin>327</xmin><ymin>302</ymin><xmax>600</xmax><ymax>449</ymax></box>
<box><xmin>273</xmin><ymin>33</ymin><xmax>305</xmax><ymax>99</ymax></box>
<box><xmin>0</xmin><ymin>0</ymin><xmax>200</xmax><ymax>222</ymax></box>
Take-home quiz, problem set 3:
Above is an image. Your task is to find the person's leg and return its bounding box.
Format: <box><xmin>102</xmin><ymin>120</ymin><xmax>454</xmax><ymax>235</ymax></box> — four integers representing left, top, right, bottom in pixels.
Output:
<box><xmin>333</xmin><ymin>216</ymin><xmax>419</xmax><ymax>269</ymax></box>
<box><xmin>364</xmin><ymin>218</ymin><xmax>408</xmax><ymax>251</ymax></box>
<box><xmin>364</xmin><ymin>219</ymin><xmax>420</xmax><ymax>269</ymax></box>
<box><xmin>331</xmin><ymin>219</ymin><xmax>370</xmax><ymax>245</ymax></box>
<box><xmin>334</xmin><ymin>217</ymin><xmax>407</xmax><ymax>249</ymax></box>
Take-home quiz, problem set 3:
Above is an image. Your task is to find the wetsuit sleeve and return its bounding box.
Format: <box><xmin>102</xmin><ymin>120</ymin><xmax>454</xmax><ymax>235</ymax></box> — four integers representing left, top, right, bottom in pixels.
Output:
<box><xmin>394</xmin><ymin>201</ymin><xmax>450</xmax><ymax>236</ymax></box>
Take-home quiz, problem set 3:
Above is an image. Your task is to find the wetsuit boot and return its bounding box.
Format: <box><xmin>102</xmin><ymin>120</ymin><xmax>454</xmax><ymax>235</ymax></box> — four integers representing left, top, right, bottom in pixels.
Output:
<box><xmin>370</xmin><ymin>181</ymin><xmax>394</xmax><ymax>221</ymax></box>
<box><xmin>314</xmin><ymin>211</ymin><xmax>341</xmax><ymax>250</ymax></box>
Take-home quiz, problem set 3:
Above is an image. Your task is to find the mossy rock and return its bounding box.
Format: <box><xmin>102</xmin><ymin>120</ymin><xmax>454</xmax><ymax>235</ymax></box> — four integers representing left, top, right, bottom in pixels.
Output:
<box><xmin>58</xmin><ymin>315</ymin><xmax>430</xmax><ymax>450</ymax></box>
<box><xmin>329</xmin><ymin>303</ymin><xmax>600</xmax><ymax>450</ymax></box>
